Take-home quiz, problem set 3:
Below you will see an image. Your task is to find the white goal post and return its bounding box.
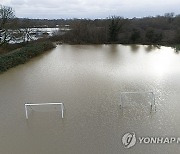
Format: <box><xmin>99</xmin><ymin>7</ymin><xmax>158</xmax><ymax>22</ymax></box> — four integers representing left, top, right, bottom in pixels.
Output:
<box><xmin>25</xmin><ymin>102</ymin><xmax>64</xmax><ymax>119</ymax></box>
<box><xmin>120</xmin><ymin>92</ymin><xmax>156</xmax><ymax>111</ymax></box>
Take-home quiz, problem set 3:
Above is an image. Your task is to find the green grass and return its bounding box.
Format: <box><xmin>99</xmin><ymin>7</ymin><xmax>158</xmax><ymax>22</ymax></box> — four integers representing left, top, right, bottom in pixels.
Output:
<box><xmin>0</xmin><ymin>41</ymin><xmax>55</xmax><ymax>73</ymax></box>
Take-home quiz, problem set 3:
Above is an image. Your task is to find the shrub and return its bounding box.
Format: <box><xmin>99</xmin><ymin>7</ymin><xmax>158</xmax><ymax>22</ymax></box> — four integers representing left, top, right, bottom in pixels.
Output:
<box><xmin>0</xmin><ymin>41</ymin><xmax>55</xmax><ymax>73</ymax></box>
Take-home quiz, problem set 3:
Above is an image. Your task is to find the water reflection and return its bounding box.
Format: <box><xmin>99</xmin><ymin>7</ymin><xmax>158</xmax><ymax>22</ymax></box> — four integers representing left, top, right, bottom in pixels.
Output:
<box><xmin>109</xmin><ymin>44</ymin><xmax>118</xmax><ymax>52</ymax></box>
<box><xmin>145</xmin><ymin>45</ymin><xmax>161</xmax><ymax>52</ymax></box>
<box><xmin>130</xmin><ymin>44</ymin><xmax>140</xmax><ymax>52</ymax></box>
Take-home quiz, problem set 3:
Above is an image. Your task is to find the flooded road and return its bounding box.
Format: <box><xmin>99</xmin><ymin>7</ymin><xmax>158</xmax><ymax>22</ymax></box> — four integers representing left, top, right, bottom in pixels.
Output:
<box><xmin>0</xmin><ymin>44</ymin><xmax>180</xmax><ymax>154</ymax></box>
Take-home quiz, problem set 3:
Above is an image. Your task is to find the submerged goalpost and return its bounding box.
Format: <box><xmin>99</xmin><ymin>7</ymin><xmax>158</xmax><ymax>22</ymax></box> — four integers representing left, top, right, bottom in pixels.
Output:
<box><xmin>25</xmin><ymin>102</ymin><xmax>64</xmax><ymax>119</ymax></box>
<box><xmin>120</xmin><ymin>92</ymin><xmax>156</xmax><ymax>112</ymax></box>
<box><xmin>24</xmin><ymin>92</ymin><xmax>155</xmax><ymax>119</ymax></box>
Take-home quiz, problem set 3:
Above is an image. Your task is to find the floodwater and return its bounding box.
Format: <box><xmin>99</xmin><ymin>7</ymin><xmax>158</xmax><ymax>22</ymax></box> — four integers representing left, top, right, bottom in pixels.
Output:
<box><xmin>0</xmin><ymin>44</ymin><xmax>180</xmax><ymax>154</ymax></box>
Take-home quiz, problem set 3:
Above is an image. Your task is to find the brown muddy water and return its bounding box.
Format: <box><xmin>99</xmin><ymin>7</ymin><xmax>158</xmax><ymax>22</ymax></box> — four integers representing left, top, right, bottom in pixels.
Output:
<box><xmin>0</xmin><ymin>44</ymin><xmax>180</xmax><ymax>154</ymax></box>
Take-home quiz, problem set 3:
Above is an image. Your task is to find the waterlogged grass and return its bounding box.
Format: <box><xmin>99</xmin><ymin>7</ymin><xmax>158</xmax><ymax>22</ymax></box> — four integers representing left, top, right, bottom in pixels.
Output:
<box><xmin>174</xmin><ymin>44</ymin><xmax>180</xmax><ymax>51</ymax></box>
<box><xmin>169</xmin><ymin>44</ymin><xmax>180</xmax><ymax>52</ymax></box>
<box><xmin>0</xmin><ymin>41</ymin><xmax>55</xmax><ymax>73</ymax></box>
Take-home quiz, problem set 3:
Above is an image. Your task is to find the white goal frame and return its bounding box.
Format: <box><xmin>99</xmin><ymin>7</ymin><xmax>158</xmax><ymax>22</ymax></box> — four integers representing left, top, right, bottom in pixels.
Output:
<box><xmin>120</xmin><ymin>92</ymin><xmax>156</xmax><ymax>111</ymax></box>
<box><xmin>25</xmin><ymin>102</ymin><xmax>64</xmax><ymax>119</ymax></box>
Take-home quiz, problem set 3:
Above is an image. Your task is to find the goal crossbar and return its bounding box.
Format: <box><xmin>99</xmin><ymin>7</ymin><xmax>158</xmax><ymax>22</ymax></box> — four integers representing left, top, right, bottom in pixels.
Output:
<box><xmin>25</xmin><ymin>102</ymin><xmax>64</xmax><ymax>119</ymax></box>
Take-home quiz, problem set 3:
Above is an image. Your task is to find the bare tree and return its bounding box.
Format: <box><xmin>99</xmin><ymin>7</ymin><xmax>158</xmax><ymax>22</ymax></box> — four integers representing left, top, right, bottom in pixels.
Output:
<box><xmin>108</xmin><ymin>16</ymin><xmax>124</xmax><ymax>42</ymax></box>
<box><xmin>0</xmin><ymin>5</ymin><xmax>15</xmax><ymax>46</ymax></box>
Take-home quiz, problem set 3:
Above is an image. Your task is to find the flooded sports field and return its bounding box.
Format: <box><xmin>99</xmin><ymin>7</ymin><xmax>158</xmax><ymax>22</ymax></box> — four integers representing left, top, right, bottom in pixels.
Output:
<box><xmin>0</xmin><ymin>45</ymin><xmax>180</xmax><ymax>154</ymax></box>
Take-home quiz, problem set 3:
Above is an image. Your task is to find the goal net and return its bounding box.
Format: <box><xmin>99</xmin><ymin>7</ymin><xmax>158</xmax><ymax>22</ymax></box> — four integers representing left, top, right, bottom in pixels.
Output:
<box><xmin>120</xmin><ymin>92</ymin><xmax>156</xmax><ymax>112</ymax></box>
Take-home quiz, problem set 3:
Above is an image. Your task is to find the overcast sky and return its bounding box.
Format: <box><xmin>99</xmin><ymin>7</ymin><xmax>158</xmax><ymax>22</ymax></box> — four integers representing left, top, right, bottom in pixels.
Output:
<box><xmin>1</xmin><ymin>0</ymin><xmax>180</xmax><ymax>19</ymax></box>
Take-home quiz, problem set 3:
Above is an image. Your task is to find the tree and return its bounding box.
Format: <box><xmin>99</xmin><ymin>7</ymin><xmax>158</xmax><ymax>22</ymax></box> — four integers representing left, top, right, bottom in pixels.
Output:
<box><xmin>145</xmin><ymin>28</ymin><xmax>163</xmax><ymax>43</ymax></box>
<box><xmin>145</xmin><ymin>28</ymin><xmax>154</xmax><ymax>42</ymax></box>
<box><xmin>108</xmin><ymin>16</ymin><xmax>123</xmax><ymax>42</ymax></box>
<box><xmin>174</xmin><ymin>28</ymin><xmax>180</xmax><ymax>43</ymax></box>
<box><xmin>0</xmin><ymin>5</ymin><xmax>15</xmax><ymax>46</ymax></box>
<box><xmin>19</xmin><ymin>19</ymin><xmax>33</xmax><ymax>43</ymax></box>
<box><xmin>164</xmin><ymin>12</ymin><xmax>174</xmax><ymax>23</ymax></box>
<box><xmin>130</xmin><ymin>29</ymin><xmax>141</xmax><ymax>43</ymax></box>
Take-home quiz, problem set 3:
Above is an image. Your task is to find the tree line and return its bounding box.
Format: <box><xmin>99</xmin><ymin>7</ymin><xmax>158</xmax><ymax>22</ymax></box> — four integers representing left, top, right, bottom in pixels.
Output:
<box><xmin>58</xmin><ymin>13</ymin><xmax>180</xmax><ymax>45</ymax></box>
<box><xmin>1</xmin><ymin>4</ymin><xmax>180</xmax><ymax>46</ymax></box>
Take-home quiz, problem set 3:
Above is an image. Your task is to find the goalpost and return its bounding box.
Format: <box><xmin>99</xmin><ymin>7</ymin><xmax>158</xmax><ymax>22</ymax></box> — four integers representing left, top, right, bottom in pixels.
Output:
<box><xmin>25</xmin><ymin>102</ymin><xmax>64</xmax><ymax>119</ymax></box>
<box><xmin>120</xmin><ymin>92</ymin><xmax>156</xmax><ymax>112</ymax></box>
